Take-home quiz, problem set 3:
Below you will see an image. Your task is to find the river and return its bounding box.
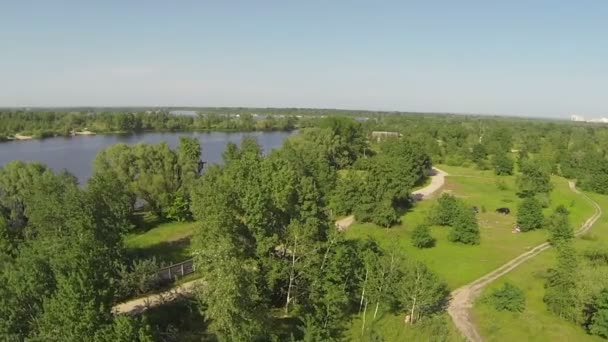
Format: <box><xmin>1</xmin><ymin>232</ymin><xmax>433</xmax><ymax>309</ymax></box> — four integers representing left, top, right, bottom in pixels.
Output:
<box><xmin>0</xmin><ymin>131</ymin><xmax>294</xmax><ymax>183</ymax></box>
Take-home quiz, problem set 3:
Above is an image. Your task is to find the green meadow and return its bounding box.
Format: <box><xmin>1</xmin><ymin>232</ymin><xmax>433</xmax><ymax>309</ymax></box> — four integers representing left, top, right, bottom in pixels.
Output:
<box><xmin>471</xmin><ymin>191</ymin><xmax>608</xmax><ymax>342</ymax></box>
<box><xmin>345</xmin><ymin>165</ymin><xmax>594</xmax><ymax>289</ymax></box>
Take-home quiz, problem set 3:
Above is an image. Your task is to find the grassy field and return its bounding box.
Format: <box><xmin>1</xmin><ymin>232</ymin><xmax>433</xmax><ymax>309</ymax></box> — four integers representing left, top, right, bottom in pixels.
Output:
<box><xmin>124</xmin><ymin>221</ymin><xmax>197</xmax><ymax>264</ymax></box>
<box><xmin>345</xmin><ymin>311</ymin><xmax>465</xmax><ymax>341</ymax></box>
<box><xmin>471</xmin><ymin>192</ymin><xmax>608</xmax><ymax>342</ymax></box>
<box><xmin>345</xmin><ymin>165</ymin><xmax>594</xmax><ymax>289</ymax></box>
<box><xmin>342</xmin><ymin>165</ymin><xmax>597</xmax><ymax>340</ymax></box>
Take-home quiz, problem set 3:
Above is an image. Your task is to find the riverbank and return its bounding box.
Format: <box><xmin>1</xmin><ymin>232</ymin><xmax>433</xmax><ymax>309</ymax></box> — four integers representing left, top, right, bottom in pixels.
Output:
<box><xmin>0</xmin><ymin>127</ymin><xmax>297</xmax><ymax>143</ymax></box>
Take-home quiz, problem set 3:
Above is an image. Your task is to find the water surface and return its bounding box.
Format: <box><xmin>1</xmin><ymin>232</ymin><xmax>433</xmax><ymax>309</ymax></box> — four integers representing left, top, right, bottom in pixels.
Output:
<box><xmin>0</xmin><ymin>131</ymin><xmax>294</xmax><ymax>183</ymax></box>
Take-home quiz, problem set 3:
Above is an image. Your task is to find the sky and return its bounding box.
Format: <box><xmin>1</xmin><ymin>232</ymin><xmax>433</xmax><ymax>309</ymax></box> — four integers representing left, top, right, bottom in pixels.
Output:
<box><xmin>1</xmin><ymin>1</ymin><xmax>607</xmax><ymax>118</ymax></box>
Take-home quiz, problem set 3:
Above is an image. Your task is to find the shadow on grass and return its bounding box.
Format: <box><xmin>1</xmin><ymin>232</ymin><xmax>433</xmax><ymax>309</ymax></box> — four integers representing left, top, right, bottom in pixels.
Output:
<box><xmin>130</xmin><ymin>211</ymin><xmax>168</xmax><ymax>234</ymax></box>
<box><xmin>127</xmin><ymin>237</ymin><xmax>192</xmax><ymax>265</ymax></box>
<box><xmin>142</xmin><ymin>299</ymin><xmax>304</xmax><ymax>341</ymax></box>
<box><xmin>143</xmin><ymin>299</ymin><xmax>216</xmax><ymax>342</ymax></box>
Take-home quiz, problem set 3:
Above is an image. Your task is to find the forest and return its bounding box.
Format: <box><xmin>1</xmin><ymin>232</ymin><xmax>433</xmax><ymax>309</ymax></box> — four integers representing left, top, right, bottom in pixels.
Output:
<box><xmin>2</xmin><ymin>112</ymin><xmax>608</xmax><ymax>341</ymax></box>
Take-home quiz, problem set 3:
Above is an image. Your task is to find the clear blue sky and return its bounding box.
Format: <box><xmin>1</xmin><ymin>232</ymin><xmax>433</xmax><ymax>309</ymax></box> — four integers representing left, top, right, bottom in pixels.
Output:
<box><xmin>1</xmin><ymin>1</ymin><xmax>607</xmax><ymax>117</ymax></box>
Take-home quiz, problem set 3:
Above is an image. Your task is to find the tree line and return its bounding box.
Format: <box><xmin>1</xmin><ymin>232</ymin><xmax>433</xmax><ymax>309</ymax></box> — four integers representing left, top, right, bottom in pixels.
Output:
<box><xmin>0</xmin><ymin>110</ymin><xmax>300</xmax><ymax>139</ymax></box>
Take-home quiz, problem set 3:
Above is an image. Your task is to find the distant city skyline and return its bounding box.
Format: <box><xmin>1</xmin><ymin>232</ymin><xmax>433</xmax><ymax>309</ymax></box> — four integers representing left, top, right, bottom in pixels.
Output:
<box><xmin>1</xmin><ymin>1</ymin><xmax>607</xmax><ymax>118</ymax></box>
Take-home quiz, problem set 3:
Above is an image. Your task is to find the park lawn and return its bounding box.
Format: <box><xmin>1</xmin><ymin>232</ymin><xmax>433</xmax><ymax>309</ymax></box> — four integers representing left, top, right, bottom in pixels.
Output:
<box><xmin>124</xmin><ymin>221</ymin><xmax>197</xmax><ymax>264</ymax></box>
<box><xmin>345</xmin><ymin>165</ymin><xmax>595</xmax><ymax>290</ymax></box>
<box><xmin>471</xmin><ymin>192</ymin><xmax>608</xmax><ymax>342</ymax></box>
<box><xmin>345</xmin><ymin>311</ymin><xmax>464</xmax><ymax>341</ymax></box>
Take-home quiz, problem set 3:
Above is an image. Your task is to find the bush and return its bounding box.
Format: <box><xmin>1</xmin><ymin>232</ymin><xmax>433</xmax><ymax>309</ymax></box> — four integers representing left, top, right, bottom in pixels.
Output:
<box><xmin>535</xmin><ymin>193</ymin><xmax>551</xmax><ymax>208</ymax></box>
<box><xmin>448</xmin><ymin>208</ymin><xmax>480</xmax><ymax>245</ymax></box>
<box><xmin>487</xmin><ymin>282</ymin><xmax>525</xmax><ymax>312</ymax></box>
<box><xmin>583</xmin><ymin>244</ymin><xmax>608</xmax><ymax>266</ymax></box>
<box><xmin>516</xmin><ymin>197</ymin><xmax>544</xmax><ymax>232</ymax></box>
<box><xmin>411</xmin><ymin>224</ymin><xmax>436</xmax><ymax>248</ymax></box>
<box><xmin>116</xmin><ymin>258</ymin><xmax>162</xmax><ymax>300</ymax></box>
<box><xmin>429</xmin><ymin>193</ymin><xmax>461</xmax><ymax>226</ymax></box>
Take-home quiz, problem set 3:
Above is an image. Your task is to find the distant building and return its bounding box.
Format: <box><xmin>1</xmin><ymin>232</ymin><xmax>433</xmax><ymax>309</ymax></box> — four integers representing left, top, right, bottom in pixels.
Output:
<box><xmin>571</xmin><ymin>114</ymin><xmax>585</xmax><ymax>122</ymax></box>
<box><xmin>588</xmin><ymin>117</ymin><xmax>608</xmax><ymax>123</ymax></box>
<box><xmin>370</xmin><ymin>131</ymin><xmax>402</xmax><ymax>142</ymax></box>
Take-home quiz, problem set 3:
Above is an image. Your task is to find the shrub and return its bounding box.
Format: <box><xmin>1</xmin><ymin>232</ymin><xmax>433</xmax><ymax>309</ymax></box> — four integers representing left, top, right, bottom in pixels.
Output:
<box><xmin>411</xmin><ymin>224</ymin><xmax>436</xmax><ymax>248</ymax></box>
<box><xmin>448</xmin><ymin>208</ymin><xmax>480</xmax><ymax>245</ymax></box>
<box><xmin>535</xmin><ymin>193</ymin><xmax>551</xmax><ymax>208</ymax></box>
<box><xmin>487</xmin><ymin>282</ymin><xmax>525</xmax><ymax>312</ymax></box>
<box><xmin>116</xmin><ymin>258</ymin><xmax>162</xmax><ymax>300</ymax></box>
<box><xmin>429</xmin><ymin>193</ymin><xmax>461</xmax><ymax>226</ymax></box>
<box><xmin>583</xmin><ymin>244</ymin><xmax>608</xmax><ymax>266</ymax></box>
<box><xmin>516</xmin><ymin>197</ymin><xmax>544</xmax><ymax>232</ymax></box>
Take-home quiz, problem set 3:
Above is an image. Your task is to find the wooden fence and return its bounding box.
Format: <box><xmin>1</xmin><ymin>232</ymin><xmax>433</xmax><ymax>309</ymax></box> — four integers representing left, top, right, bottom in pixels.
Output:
<box><xmin>156</xmin><ymin>258</ymin><xmax>195</xmax><ymax>282</ymax></box>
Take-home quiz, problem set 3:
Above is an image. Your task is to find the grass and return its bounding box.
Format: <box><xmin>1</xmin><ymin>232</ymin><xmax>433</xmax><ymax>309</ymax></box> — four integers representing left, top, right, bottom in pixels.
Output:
<box><xmin>345</xmin><ymin>311</ymin><xmax>465</xmax><ymax>341</ymax></box>
<box><xmin>124</xmin><ymin>220</ymin><xmax>197</xmax><ymax>264</ymax></box>
<box><xmin>471</xmin><ymin>191</ymin><xmax>608</xmax><ymax>341</ymax></box>
<box><xmin>343</xmin><ymin>164</ymin><xmax>594</xmax><ymax>340</ymax></box>
<box><xmin>345</xmin><ymin>165</ymin><xmax>594</xmax><ymax>289</ymax></box>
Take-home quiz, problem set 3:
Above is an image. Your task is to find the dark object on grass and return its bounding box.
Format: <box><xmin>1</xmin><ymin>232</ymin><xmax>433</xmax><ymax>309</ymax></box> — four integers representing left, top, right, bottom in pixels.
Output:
<box><xmin>472</xmin><ymin>206</ymin><xmax>479</xmax><ymax>214</ymax></box>
<box><xmin>496</xmin><ymin>207</ymin><xmax>510</xmax><ymax>215</ymax></box>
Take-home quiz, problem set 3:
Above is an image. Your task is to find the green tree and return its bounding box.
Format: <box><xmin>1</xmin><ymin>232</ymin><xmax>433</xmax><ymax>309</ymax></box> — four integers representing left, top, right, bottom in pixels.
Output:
<box><xmin>397</xmin><ymin>261</ymin><xmax>449</xmax><ymax>324</ymax></box>
<box><xmin>329</xmin><ymin>171</ymin><xmax>364</xmax><ymax>216</ymax></box>
<box><xmin>430</xmin><ymin>193</ymin><xmax>462</xmax><ymax>226</ymax></box>
<box><xmin>544</xmin><ymin>242</ymin><xmax>578</xmax><ymax>321</ymax></box>
<box><xmin>492</xmin><ymin>152</ymin><xmax>514</xmax><ymax>175</ymax></box>
<box><xmin>177</xmin><ymin>136</ymin><xmax>202</xmax><ymax>194</ymax></box>
<box><xmin>411</xmin><ymin>224</ymin><xmax>436</xmax><ymax>249</ymax></box>
<box><xmin>471</xmin><ymin>143</ymin><xmax>487</xmax><ymax>166</ymax></box>
<box><xmin>516</xmin><ymin>197</ymin><xmax>544</xmax><ymax>232</ymax></box>
<box><xmin>589</xmin><ymin>288</ymin><xmax>608</xmax><ymax>338</ymax></box>
<box><xmin>547</xmin><ymin>208</ymin><xmax>574</xmax><ymax>244</ymax></box>
<box><xmin>448</xmin><ymin>208</ymin><xmax>480</xmax><ymax>245</ymax></box>
<box><xmin>517</xmin><ymin>161</ymin><xmax>553</xmax><ymax>197</ymax></box>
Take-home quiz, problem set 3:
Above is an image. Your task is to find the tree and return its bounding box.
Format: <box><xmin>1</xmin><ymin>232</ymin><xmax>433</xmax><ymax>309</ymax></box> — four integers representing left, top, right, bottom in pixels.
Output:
<box><xmin>516</xmin><ymin>197</ymin><xmax>544</xmax><ymax>232</ymax></box>
<box><xmin>329</xmin><ymin>171</ymin><xmax>364</xmax><ymax>216</ymax></box>
<box><xmin>319</xmin><ymin>116</ymin><xmax>367</xmax><ymax>168</ymax></box>
<box><xmin>544</xmin><ymin>242</ymin><xmax>578</xmax><ymax>321</ymax></box>
<box><xmin>177</xmin><ymin>136</ymin><xmax>202</xmax><ymax>194</ymax></box>
<box><xmin>589</xmin><ymin>288</ymin><xmax>608</xmax><ymax>338</ymax></box>
<box><xmin>448</xmin><ymin>208</ymin><xmax>480</xmax><ymax>245</ymax></box>
<box><xmin>487</xmin><ymin>282</ymin><xmax>525</xmax><ymax>312</ymax></box>
<box><xmin>517</xmin><ymin>161</ymin><xmax>553</xmax><ymax>197</ymax></box>
<box><xmin>492</xmin><ymin>152</ymin><xmax>514</xmax><ymax>175</ymax></box>
<box><xmin>411</xmin><ymin>224</ymin><xmax>436</xmax><ymax>249</ymax></box>
<box><xmin>397</xmin><ymin>261</ymin><xmax>449</xmax><ymax>324</ymax></box>
<box><xmin>429</xmin><ymin>193</ymin><xmax>462</xmax><ymax>226</ymax></box>
<box><xmin>471</xmin><ymin>143</ymin><xmax>487</xmax><ymax>166</ymax></box>
<box><xmin>547</xmin><ymin>208</ymin><xmax>574</xmax><ymax>244</ymax></box>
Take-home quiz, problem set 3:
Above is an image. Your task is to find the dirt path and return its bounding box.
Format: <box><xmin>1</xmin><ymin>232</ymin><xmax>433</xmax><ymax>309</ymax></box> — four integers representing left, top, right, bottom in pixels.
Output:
<box><xmin>448</xmin><ymin>181</ymin><xmax>602</xmax><ymax>341</ymax></box>
<box><xmin>112</xmin><ymin>279</ymin><xmax>204</xmax><ymax>315</ymax></box>
<box><xmin>335</xmin><ymin>167</ymin><xmax>447</xmax><ymax>231</ymax></box>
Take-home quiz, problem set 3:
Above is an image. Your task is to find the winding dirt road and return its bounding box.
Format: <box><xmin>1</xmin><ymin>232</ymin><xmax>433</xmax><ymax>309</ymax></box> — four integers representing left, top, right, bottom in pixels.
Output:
<box><xmin>115</xmin><ymin>167</ymin><xmax>449</xmax><ymax>315</ymax></box>
<box><xmin>448</xmin><ymin>181</ymin><xmax>603</xmax><ymax>341</ymax></box>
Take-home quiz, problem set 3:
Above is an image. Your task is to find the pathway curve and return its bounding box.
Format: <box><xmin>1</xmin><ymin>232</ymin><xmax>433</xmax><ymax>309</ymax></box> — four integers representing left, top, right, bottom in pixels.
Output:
<box><xmin>335</xmin><ymin>167</ymin><xmax>448</xmax><ymax>231</ymax></box>
<box><xmin>114</xmin><ymin>167</ymin><xmax>449</xmax><ymax>315</ymax></box>
<box><xmin>448</xmin><ymin>181</ymin><xmax>602</xmax><ymax>341</ymax></box>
